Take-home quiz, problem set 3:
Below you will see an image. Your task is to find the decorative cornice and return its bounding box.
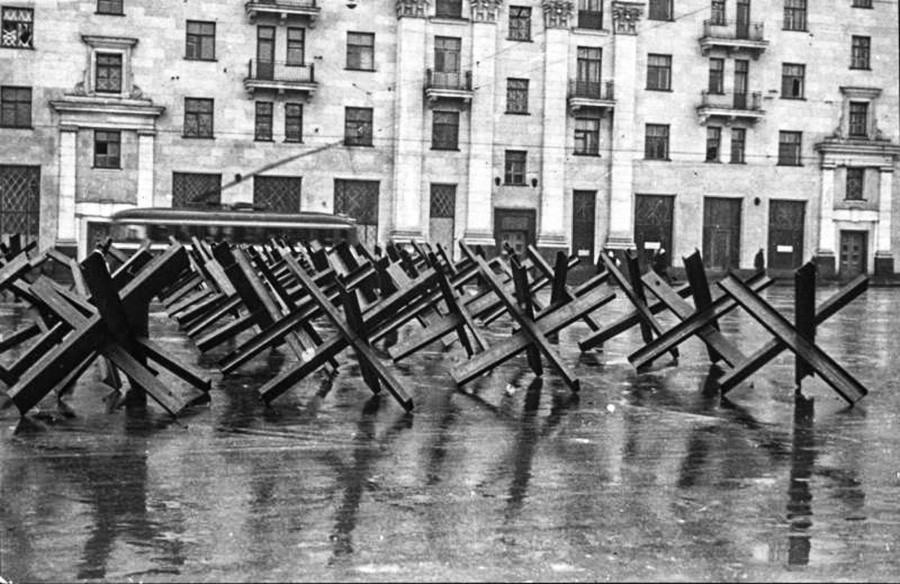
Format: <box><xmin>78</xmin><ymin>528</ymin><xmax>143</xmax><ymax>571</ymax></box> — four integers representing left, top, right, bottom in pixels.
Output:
<box><xmin>611</xmin><ymin>1</ymin><xmax>642</xmax><ymax>35</ymax></box>
<box><xmin>471</xmin><ymin>0</ymin><xmax>503</xmax><ymax>22</ymax></box>
<box><xmin>815</xmin><ymin>137</ymin><xmax>900</xmax><ymax>160</ymax></box>
<box><xmin>80</xmin><ymin>34</ymin><xmax>138</xmax><ymax>49</ymax></box>
<box><xmin>542</xmin><ymin>0</ymin><xmax>574</xmax><ymax>28</ymax></box>
<box><xmin>396</xmin><ymin>0</ymin><xmax>428</xmax><ymax>18</ymax></box>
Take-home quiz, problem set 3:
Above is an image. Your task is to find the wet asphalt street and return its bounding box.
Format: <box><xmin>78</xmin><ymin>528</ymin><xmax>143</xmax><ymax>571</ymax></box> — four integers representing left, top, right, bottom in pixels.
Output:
<box><xmin>1</xmin><ymin>284</ymin><xmax>898</xmax><ymax>582</ymax></box>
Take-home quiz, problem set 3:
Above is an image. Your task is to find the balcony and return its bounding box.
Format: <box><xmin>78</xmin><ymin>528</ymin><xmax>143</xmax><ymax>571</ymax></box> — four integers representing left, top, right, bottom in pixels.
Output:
<box><xmin>424</xmin><ymin>69</ymin><xmax>473</xmax><ymax>105</ymax></box>
<box><xmin>244</xmin><ymin>60</ymin><xmax>317</xmax><ymax>96</ymax></box>
<box><xmin>567</xmin><ymin>80</ymin><xmax>615</xmax><ymax>113</ymax></box>
<box><xmin>699</xmin><ymin>19</ymin><xmax>768</xmax><ymax>59</ymax></box>
<box><xmin>245</xmin><ymin>0</ymin><xmax>320</xmax><ymax>26</ymax></box>
<box><xmin>697</xmin><ymin>90</ymin><xmax>764</xmax><ymax>124</ymax></box>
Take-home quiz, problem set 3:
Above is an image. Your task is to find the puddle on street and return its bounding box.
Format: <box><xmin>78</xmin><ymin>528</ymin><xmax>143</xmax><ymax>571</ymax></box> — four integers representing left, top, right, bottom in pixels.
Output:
<box><xmin>1</xmin><ymin>285</ymin><xmax>898</xmax><ymax>582</ymax></box>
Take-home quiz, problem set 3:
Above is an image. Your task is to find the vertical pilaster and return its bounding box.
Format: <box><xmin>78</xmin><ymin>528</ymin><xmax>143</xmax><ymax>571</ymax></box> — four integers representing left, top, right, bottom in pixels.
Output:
<box><xmin>536</xmin><ymin>0</ymin><xmax>573</xmax><ymax>254</ymax></box>
<box><xmin>137</xmin><ymin>130</ymin><xmax>155</xmax><ymax>208</ymax></box>
<box><xmin>391</xmin><ymin>0</ymin><xmax>428</xmax><ymax>241</ymax></box>
<box><xmin>816</xmin><ymin>162</ymin><xmax>836</xmax><ymax>278</ymax></box>
<box><xmin>606</xmin><ymin>1</ymin><xmax>643</xmax><ymax>251</ymax></box>
<box><xmin>464</xmin><ymin>0</ymin><xmax>503</xmax><ymax>248</ymax></box>
<box><xmin>57</xmin><ymin>125</ymin><xmax>78</xmax><ymax>252</ymax></box>
<box><xmin>875</xmin><ymin>166</ymin><xmax>894</xmax><ymax>278</ymax></box>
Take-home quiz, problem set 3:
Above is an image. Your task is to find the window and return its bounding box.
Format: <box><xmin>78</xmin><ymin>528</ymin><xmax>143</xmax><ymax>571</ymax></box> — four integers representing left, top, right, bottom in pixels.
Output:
<box><xmin>710</xmin><ymin>0</ymin><xmax>726</xmax><ymax>25</ymax></box>
<box><xmin>848</xmin><ymin>102</ymin><xmax>868</xmax><ymax>137</ymax></box>
<box><xmin>781</xmin><ymin>63</ymin><xmax>805</xmax><ymax>99</ymax></box>
<box><xmin>435</xmin><ymin>0</ymin><xmax>462</xmax><ymax>18</ymax></box>
<box><xmin>574</xmin><ymin>117</ymin><xmax>600</xmax><ymax>156</ymax></box>
<box><xmin>345</xmin><ymin>107</ymin><xmax>373</xmax><ymax>146</ymax></box>
<box><xmin>255</xmin><ymin>101</ymin><xmax>273</xmax><ymax>141</ymax></box>
<box><xmin>577</xmin><ymin>0</ymin><xmax>603</xmax><ymax>29</ymax></box>
<box><xmin>575</xmin><ymin>46</ymin><xmax>602</xmax><ymax>95</ymax></box>
<box><xmin>1</xmin><ymin>7</ymin><xmax>33</xmax><ymax>48</ymax></box>
<box><xmin>648</xmin><ymin>0</ymin><xmax>672</xmax><ymax>20</ymax></box>
<box><xmin>851</xmin><ymin>36</ymin><xmax>870</xmax><ymax>69</ymax></box>
<box><xmin>0</xmin><ymin>86</ymin><xmax>31</xmax><ymax>128</ymax></box>
<box><xmin>95</xmin><ymin>52</ymin><xmax>122</xmax><ymax>93</ymax></box>
<box><xmin>504</xmin><ymin>150</ymin><xmax>527</xmax><ymax>185</ymax></box>
<box><xmin>434</xmin><ymin>36</ymin><xmax>461</xmax><ymax>74</ymax></box>
<box><xmin>287</xmin><ymin>28</ymin><xmax>305</xmax><ymax>66</ymax></box>
<box><xmin>285</xmin><ymin>103</ymin><xmax>303</xmax><ymax>143</ymax></box>
<box><xmin>646</xmin><ymin>54</ymin><xmax>672</xmax><ymax>91</ymax></box>
<box><xmin>846</xmin><ymin>168</ymin><xmax>865</xmax><ymax>200</ymax></box>
<box><xmin>508</xmin><ymin>6</ymin><xmax>532</xmax><ymax>40</ymax></box>
<box><xmin>184</xmin><ymin>98</ymin><xmax>214</xmax><ymax>138</ymax></box>
<box><xmin>432</xmin><ymin>111</ymin><xmax>459</xmax><ymax>150</ymax></box>
<box><xmin>706</xmin><ymin>127</ymin><xmax>721</xmax><ymax>162</ymax></box>
<box><xmin>173</xmin><ymin>172</ymin><xmax>222</xmax><ymax>207</ymax></box>
<box><xmin>852</xmin><ymin>0</ymin><xmax>872</xmax><ymax>7</ymax></box>
<box><xmin>94</xmin><ymin>130</ymin><xmax>121</xmax><ymax>169</ymax></box>
<box><xmin>254</xmin><ymin>176</ymin><xmax>302</xmax><ymax>213</ymax></box>
<box><xmin>97</xmin><ymin>0</ymin><xmax>123</xmax><ymax>14</ymax></box>
<box><xmin>708</xmin><ymin>58</ymin><xmax>724</xmax><ymax>94</ymax></box>
<box><xmin>645</xmin><ymin>124</ymin><xmax>669</xmax><ymax>160</ymax></box>
<box><xmin>783</xmin><ymin>0</ymin><xmax>807</xmax><ymax>31</ymax></box>
<box><xmin>506</xmin><ymin>78</ymin><xmax>529</xmax><ymax>113</ymax></box>
<box><xmin>186</xmin><ymin>21</ymin><xmax>215</xmax><ymax>60</ymax></box>
<box><xmin>778</xmin><ymin>131</ymin><xmax>802</xmax><ymax>166</ymax></box>
<box><xmin>346</xmin><ymin>32</ymin><xmax>374</xmax><ymax>71</ymax></box>
<box><xmin>730</xmin><ymin>128</ymin><xmax>746</xmax><ymax>164</ymax></box>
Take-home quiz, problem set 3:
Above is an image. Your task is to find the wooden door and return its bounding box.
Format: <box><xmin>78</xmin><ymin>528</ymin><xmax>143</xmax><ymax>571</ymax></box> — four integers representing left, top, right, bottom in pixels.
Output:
<box><xmin>703</xmin><ymin>197</ymin><xmax>741</xmax><ymax>271</ymax></box>
<box><xmin>839</xmin><ymin>230</ymin><xmax>867</xmax><ymax>278</ymax></box>
<box><xmin>572</xmin><ymin>190</ymin><xmax>596</xmax><ymax>262</ymax></box>
<box><xmin>494</xmin><ymin>208</ymin><xmax>535</xmax><ymax>257</ymax></box>
<box><xmin>767</xmin><ymin>200</ymin><xmax>805</xmax><ymax>270</ymax></box>
<box><xmin>634</xmin><ymin>194</ymin><xmax>674</xmax><ymax>271</ymax></box>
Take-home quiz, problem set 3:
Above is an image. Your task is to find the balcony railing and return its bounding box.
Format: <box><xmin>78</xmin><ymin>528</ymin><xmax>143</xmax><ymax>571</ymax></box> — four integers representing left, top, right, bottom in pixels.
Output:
<box><xmin>245</xmin><ymin>0</ymin><xmax>320</xmax><ymax>24</ymax></box>
<box><xmin>569</xmin><ymin>80</ymin><xmax>615</xmax><ymax>100</ymax></box>
<box><xmin>703</xmin><ymin>18</ymin><xmax>765</xmax><ymax>41</ymax></box>
<box><xmin>244</xmin><ymin>59</ymin><xmax>317</xmax><ymax>94</ymax></box>
<box><xmin>697</xmin><ymin>90</ymin><xmax>764</xmax><ymax>123</ymax></box>
<box><xmin>567</xmin><ymin>80</ymin><xmax>615</xmax><ymax>113</ymax></box>
<box><xmin>426</xmin><ymin>69</ymin><xmax>472</xmax><ymax>91</ymax></box>
<box><xmin>576</xmin><ymin>10</ymin><xmax>603</xmax><ymax>29</ymax></box>
<box><xmin>699</xmin><ymin>18</ymin><xmax>768</xmax><ymax>58</ymax></box>
<box><xmin>424</xmin><ymin>69</ymin><xmax>474</xmax><ymax>105</ymax></box>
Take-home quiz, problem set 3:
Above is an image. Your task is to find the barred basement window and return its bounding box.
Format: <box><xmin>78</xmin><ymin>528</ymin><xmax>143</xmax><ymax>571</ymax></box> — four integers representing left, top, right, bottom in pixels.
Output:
<box><xmin>1</xmin><ymin>7</ymin><xmax>33</xmax><ymax>48</ymax></box>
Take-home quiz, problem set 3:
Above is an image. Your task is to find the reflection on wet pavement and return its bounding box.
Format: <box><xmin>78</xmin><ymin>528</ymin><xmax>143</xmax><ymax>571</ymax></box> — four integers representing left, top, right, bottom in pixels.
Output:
<box><xmin>1</xmin><ymin>286</ymin><xmax>899</xmax><ymax>582</ymax></box>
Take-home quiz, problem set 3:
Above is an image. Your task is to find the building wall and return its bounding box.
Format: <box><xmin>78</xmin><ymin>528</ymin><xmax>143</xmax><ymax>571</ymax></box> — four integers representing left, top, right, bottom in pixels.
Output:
<box><xmin>0</xmin><ymin>0</ymin><xmax>897</xmax><ymax>277</ymax></box>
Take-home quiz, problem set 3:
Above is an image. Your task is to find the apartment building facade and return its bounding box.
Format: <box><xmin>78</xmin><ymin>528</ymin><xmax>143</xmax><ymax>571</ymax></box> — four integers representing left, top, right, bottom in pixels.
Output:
<box><xmin>1</xmin><ymin>0</ymin><xmax>898</xmax><ymax>279</ymax></box>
